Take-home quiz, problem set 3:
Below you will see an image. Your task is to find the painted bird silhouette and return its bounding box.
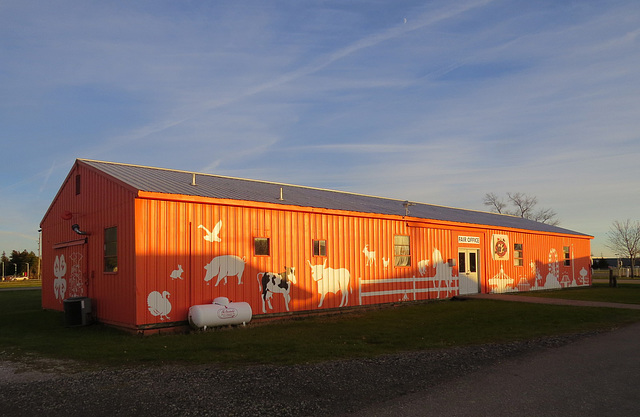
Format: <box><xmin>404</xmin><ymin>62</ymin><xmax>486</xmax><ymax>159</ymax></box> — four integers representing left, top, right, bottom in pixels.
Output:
<box><xmin>198</xmin><ymin>220</ymin><xmax>222</xmax><ymax>242</ymax></box>
<box><xmin>147</xmin><ymin>291</ymin><xmax>171</xmax><ymax>320</ymax></box>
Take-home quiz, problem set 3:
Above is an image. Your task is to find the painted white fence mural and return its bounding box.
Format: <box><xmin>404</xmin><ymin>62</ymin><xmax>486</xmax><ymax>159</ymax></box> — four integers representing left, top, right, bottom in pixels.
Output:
<box><xmin>359</xmin><ymin>249</ymin><xmax>457</xmax><ymax>304</ymax></box>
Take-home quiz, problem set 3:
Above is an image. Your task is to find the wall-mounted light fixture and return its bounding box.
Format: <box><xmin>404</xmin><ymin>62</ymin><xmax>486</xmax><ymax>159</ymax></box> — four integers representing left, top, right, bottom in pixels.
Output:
<box><xmin>71</xmin><ymin>224</ymin><xmax>91</xmax><ymax>235</ymax></box>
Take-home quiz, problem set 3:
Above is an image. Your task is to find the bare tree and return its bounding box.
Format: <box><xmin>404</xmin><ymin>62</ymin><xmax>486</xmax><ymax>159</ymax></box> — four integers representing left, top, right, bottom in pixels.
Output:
<box><xmin>506</xmin><ymin>192</ymin><xmax>537</xmax><ymax>218</ymax></box>
<box><xmin>606</xmin><ymin>219</ymin><xmax>640</xmax><ymax>278</ymax></box>
<box><xmin>529</xmin><ymin>207</ymin><xmax>559</xmax><ymax>226</ymax></box>
<box><xmin>483</xmin><ymin>192</ymin><xmax>507</xmax><ymax>214</ymax></box>
<box><xmin>483</xmin><ymin>192</ymin><xmax>559</xmax><ymax>226</ymax></box>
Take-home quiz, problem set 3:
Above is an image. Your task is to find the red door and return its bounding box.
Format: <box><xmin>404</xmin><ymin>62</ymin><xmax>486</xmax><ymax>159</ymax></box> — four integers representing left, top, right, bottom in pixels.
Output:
<box><xmin>52</xmin><ymin>240</ymin><xmax>88</xmax><ymax>302</ymax></box>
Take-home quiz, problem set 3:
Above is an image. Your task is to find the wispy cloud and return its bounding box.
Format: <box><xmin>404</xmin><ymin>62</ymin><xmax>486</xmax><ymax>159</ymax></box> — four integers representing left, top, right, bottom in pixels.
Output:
<box><xmin>1</xmin><ymin>0</ymin><xmax>640</xmax><ymax>257</ymax></box>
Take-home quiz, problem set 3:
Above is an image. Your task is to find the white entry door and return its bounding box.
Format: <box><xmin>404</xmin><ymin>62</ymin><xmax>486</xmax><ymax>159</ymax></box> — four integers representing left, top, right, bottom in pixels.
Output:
<box><xmin>458</xmin><ymin>249</ymin><xmax>480</xmax><ymax>295</ymax></box>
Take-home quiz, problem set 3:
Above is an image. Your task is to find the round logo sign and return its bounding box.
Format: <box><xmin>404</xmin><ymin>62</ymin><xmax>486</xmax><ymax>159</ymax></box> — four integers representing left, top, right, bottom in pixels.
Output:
<box><xmin>494</xmin><ymin>239</ymin><xmax>508</xmax><ymax>258</ymax></box>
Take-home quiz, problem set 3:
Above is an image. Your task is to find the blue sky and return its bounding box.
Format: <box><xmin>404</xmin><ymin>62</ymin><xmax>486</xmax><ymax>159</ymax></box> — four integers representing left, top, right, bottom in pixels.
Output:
<box><xmin>1</xmin><ymin>0</ymin><xmax>639</xmax><ymax>260</ymax></box>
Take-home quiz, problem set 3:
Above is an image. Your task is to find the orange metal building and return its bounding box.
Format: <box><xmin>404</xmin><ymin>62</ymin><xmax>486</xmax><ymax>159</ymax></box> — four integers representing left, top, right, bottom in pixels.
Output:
<box><xmin>41</xmin><ymin>159</ymin><xmax>593</xmax><ymax>331</ymax></box>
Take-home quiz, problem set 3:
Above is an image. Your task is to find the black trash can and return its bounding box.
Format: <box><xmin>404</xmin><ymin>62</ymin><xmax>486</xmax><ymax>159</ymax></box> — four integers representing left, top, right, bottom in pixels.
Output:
<box><xmin>63</xmin><ymin>297</ymin><xmax>92</xmax><ymax>327</ymax></box>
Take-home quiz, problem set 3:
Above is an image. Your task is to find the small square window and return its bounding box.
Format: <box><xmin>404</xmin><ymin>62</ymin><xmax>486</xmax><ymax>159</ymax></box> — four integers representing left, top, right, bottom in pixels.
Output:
<box><xmin>254</xmin><ymin>238</ymin><xmax>270</xmax><ymax>256</ymax></box>
<box><xmin>313</xmin><ymin>239</ymin><xmax>327</xmax><ymax>257</ymax></box>
<box><xmin>514</xmin><ymin>243</ymin><xmax>523</xmax><ymax>266</ymax></box>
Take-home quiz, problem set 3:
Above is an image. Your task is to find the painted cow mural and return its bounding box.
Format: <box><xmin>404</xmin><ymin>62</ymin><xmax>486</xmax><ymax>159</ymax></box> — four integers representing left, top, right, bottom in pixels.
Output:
<box><xmin>307</xmin><ymin>260</ymin><xmax>351</xmax><ymax>307</ymax></box>
<box><xmin>257</xmin><ymin>267</ymin><xmax>297</xmax><ymax>313</ymax></box>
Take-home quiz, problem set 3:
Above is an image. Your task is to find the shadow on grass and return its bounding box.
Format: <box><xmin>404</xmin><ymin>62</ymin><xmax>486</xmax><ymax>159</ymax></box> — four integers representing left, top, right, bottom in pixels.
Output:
<box><xmin>2</xmin><ymin>289</ymin><xmax>640</xmax><ymax>368</ymax></box>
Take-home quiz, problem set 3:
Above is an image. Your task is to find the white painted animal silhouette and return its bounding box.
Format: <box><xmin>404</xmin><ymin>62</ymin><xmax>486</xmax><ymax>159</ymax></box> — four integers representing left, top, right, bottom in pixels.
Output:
<box><xmin>198</xmin><ymin>220</ymin><xmax>223</xmax><ymax>242</ymax></box>
<box><xmin>147</xmin><ymin>291</ymin><xmax>172</xmax><ymax>320</ymax></box>
<box><xmin>257</xmin><ymin>267</ymin><xmax>297</xmax><ymax>313</ymax></box>
<box><xmin>170</xmin><ymin>265</ymin><xmax>184</xmax><ymax>280</ymax></box>
<box><xmin>362</xmin><ymin>245</ymin><xmax>376</xmax><ymax>266</ymax></box>
<box><xmin>204</xmin><ymin>255</ymin><xmax>246</xmax><ymax>286</ymax></box>
<box><xmin>431</xmin><ymin>249</ymin><xmax>453</xmax><ymax>295</ymax></box>
<box><xmin>382</xmin><ymin>257</ymin><xmax>390</xmax><ymax>268</ymax></box>
<box><xmin>53</xmin><ymin>255</ymin><xmax>67</xmax><ymax>302</ymax></box>
<box><xmin>307</xmin><ymin>260</ymin><xmax>350</xmax><ymax>307</ymax></box>
<box><xmin>418</xmin><ymin>259</ymin><xmax>430</xmax><ymax>276</ymax></box>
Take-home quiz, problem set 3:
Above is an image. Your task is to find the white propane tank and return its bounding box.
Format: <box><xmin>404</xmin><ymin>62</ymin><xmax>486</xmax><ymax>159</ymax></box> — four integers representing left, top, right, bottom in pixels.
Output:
<box><xmin>188</xmin><ymin>297</ymin><xmax>252</xmax><ymax>329</ymax></box>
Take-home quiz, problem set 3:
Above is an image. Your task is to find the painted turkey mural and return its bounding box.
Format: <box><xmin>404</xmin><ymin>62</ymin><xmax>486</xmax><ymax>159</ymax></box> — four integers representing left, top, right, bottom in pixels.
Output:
<box><xmin>147</xmin><ymin>291</ymin><xmax>172</xmax><ymax>321</ymax></box>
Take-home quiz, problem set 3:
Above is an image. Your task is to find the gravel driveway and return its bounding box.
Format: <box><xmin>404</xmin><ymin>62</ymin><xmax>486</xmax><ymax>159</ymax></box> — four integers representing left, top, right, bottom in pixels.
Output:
<box><xmin>0</xmin><ymin>332</ymin><xmax>595</xmax><ymax>417</ymax></box>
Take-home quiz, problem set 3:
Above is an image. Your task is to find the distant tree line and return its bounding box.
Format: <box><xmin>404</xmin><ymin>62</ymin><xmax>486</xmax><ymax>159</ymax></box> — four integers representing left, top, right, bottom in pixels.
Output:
<box><xmin>1</xmin><ymin>250</ymin><xmax>40</xmax><ymax>279</ymax></box>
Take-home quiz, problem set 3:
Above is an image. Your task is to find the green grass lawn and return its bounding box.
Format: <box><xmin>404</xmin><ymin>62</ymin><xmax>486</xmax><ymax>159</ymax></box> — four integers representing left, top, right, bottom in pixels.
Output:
<box><xmin>510</xmin><ymin>283</ymin><xmax>640</xmax><ymax>304</ymax></box>
<box><xmin>0</xmin><ymin>279</ymin><xmax>42</xmax><ymax>289</ymax></box>
<box><xmin>2</xmin><ymin>288</ymin><xmax>640</xmax><ymax>369</ymax></box>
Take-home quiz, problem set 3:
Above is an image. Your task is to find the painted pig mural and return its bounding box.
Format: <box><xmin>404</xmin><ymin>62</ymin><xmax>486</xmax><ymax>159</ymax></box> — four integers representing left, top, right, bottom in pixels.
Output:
<box><xmin>204</xmin><ymin>255</ymin><xmax>246</xmax><ymax>286</ymax></box>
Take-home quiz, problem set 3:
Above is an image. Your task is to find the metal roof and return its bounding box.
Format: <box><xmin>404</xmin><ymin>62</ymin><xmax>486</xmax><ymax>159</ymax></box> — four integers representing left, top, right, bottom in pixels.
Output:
<box><xmin>79</xmin><ymin>159</ymin><xmax>590</xmax><ymax>237</ymax></box>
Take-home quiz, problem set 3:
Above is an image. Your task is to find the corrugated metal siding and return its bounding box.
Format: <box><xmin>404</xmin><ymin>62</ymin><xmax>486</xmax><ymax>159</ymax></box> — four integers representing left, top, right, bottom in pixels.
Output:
<box><xmin>133</xmin><ymin>194</ymin><xmax>592</xmax><ymax>327</ymax></box>
<box><xmin>43</xmin><ymin>160</ymin><xmax>593</xmax><ymax>330</ymax></box>
<box><xmin>41</xmin><ymin>163</ymin><xmax>138</xmax><ymax>328</ymax></box>
<box><xmin>134</xmin><ymin>198</ymin><xmax>480</xmax><ymax>327</ymax></box>
<box><xmin>482</xmin><ymin>229</ymin><xmax>591</xmax><ymax>294</ymax></box>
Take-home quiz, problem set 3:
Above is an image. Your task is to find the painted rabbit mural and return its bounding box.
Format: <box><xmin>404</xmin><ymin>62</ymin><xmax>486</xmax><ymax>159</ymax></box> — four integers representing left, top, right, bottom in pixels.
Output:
<box><xmin>170</xmin><ymin>265</ymin><xmax>184</xmax><ymax>280</ymax></box>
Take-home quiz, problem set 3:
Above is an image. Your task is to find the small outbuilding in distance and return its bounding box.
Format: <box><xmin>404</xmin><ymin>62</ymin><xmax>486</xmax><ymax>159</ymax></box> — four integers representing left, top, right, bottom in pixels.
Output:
<box><xmin>40</xmin><ymin>159</ymin><xmax>593</xmax><ymax>332</ymax></box>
